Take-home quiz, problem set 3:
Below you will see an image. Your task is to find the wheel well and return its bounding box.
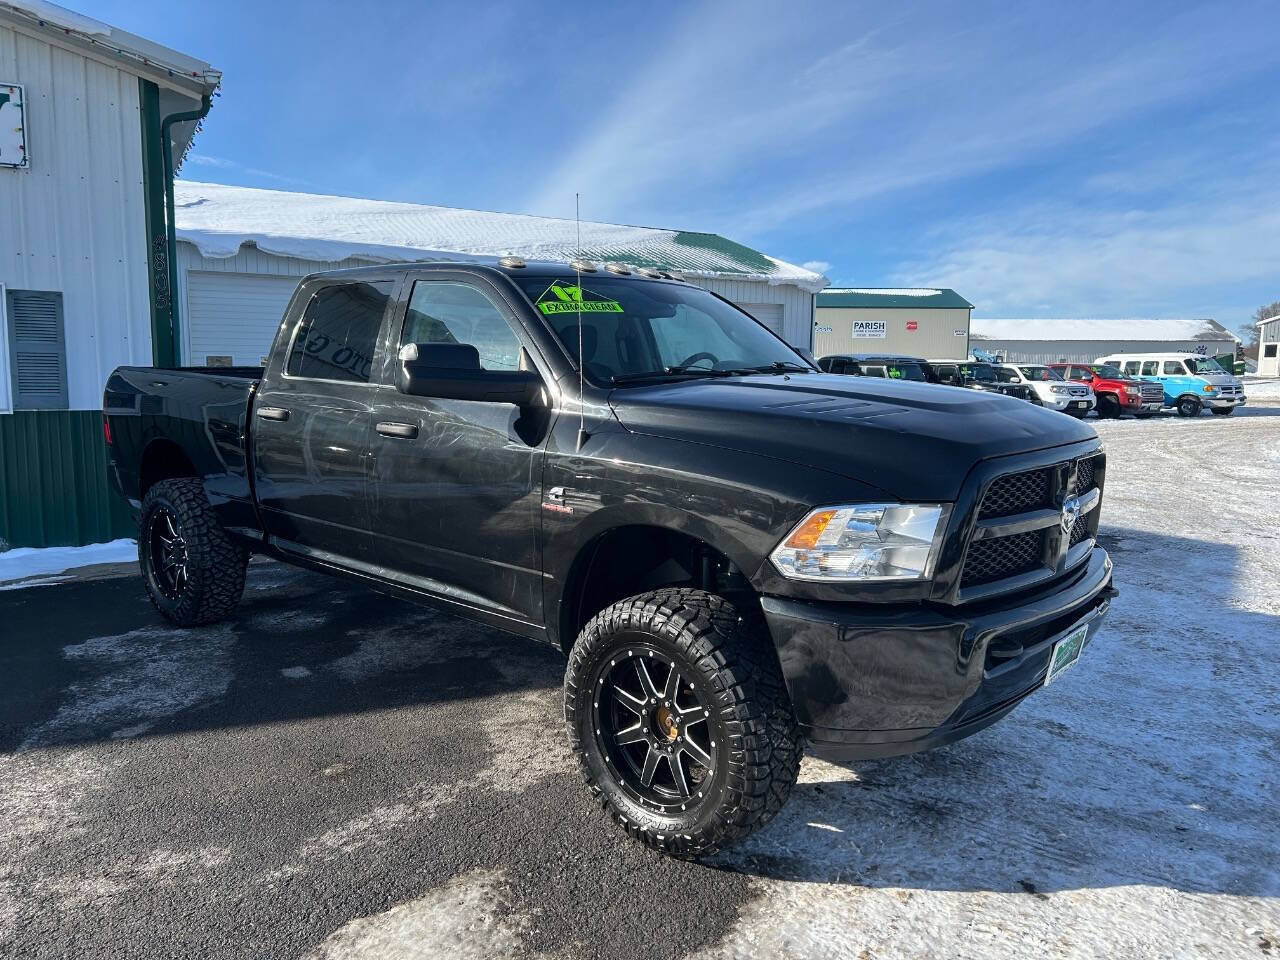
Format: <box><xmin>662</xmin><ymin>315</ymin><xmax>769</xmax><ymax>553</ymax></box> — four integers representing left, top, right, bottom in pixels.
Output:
<box><xmin>139</xmin><ymin>439</ymin><xmax>198</xmax><ymax>496</ymax></box>
<box><xmin>558</xmin><ymin>526</ymin><xmax>757</xmax><ymax>652</ymax></box>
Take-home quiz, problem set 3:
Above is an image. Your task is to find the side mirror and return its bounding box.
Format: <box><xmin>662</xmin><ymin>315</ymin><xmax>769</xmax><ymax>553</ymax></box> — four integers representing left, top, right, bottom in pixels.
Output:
<box><xmin>397</xmin><ymin>343</ymin><xmax>543</xmax><ymax>406</ymax></box>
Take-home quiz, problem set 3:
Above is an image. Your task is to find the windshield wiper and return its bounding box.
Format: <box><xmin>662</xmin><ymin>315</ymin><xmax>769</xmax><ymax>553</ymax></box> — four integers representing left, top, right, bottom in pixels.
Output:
<box><xmin>609</xmin><ymin>368</ymin><xmax>736</xmax><ymax>385</ymax></box>
<box><xmin>748</xmin><ymin>361</ymin><xmax>812</xmax><ymax>374</ymax></box>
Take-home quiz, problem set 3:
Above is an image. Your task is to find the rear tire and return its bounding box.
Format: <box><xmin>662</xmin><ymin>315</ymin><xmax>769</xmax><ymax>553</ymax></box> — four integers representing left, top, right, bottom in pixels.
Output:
<box><xmin>565</xmin><ymin>588</ymin><xmax>801</xmax><ymax>858</ymax></box>
<box><xmin>1177</xmin><ymin>396</ymin><xmax>1203</xmax><ymax>417</ymax></box>
<box><xmin>139</xmin><ymin>478</ymin><xmax>248</xmax><ymax>626</ymax></box>
<box><xmin>1211</xmin><ymin>407</ymin><xmax>1234</xmax><ymax>416</ymax></box>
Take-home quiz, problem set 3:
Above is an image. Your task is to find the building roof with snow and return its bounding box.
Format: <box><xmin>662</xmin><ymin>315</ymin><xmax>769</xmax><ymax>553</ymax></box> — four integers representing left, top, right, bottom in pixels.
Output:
<box><xmin>818</xmin><ymin>288</ymin><xmax>973</xmax><ymax>309</ymax></box>
<box><xmin>172</xmin><ymin>181</ymin><xmax>827</xmax><ymax>293</ymax></box>
<box><xmin>971</xmin><ymin>317</ymin><xmax>1240</xmax><ymax>344</ymax></box>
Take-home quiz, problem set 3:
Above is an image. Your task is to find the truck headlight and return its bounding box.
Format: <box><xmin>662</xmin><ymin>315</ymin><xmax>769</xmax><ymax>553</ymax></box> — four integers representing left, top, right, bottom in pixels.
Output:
<box><xmin>770</xmin><ymin>504</ymin><xmax>948</xmax><ymax>581</ymax></box>
<box><xmin>1125</xmin><ymin>385</ymin><xmax>1140</xmax><ymax>395</ymax></box>
<box><xmin>1050</xmin><ymin>385</ymin><xmax>1070</xmax><ymax>394</ymax></box>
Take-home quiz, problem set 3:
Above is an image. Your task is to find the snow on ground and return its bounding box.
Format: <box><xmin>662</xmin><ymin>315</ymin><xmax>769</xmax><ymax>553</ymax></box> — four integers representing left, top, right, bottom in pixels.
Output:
<box><xmin>1243</xmin><ymin>378</ymin><xmax>1280</xmax><ymax>401</ymax></box>
<box><xmin>697</xmin><ymin>401</ymin><xmax>1280</xmax><ymax>959</ymax></box>
<box><xmin>0</xmin><ymin>539</ymin><xmax>135</xmax><ymax>589</ymax></box>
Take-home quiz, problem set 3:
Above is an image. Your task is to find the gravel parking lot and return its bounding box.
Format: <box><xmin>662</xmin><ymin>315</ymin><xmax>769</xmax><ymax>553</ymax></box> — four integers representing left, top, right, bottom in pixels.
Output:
<box><xmin>2</xmin><ymin>396</ymin><xmax>1278</xmax><ymax>960</ymax></box>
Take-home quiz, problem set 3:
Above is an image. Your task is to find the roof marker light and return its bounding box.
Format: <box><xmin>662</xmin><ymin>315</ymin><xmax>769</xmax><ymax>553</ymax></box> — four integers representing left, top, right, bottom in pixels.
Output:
<box><xmin>569</xmin><ymin>259</ymin><xmax>598</xmax><ymax>273</ymax></box>
<box><xmin>498</xmin><ymin>256</ymin><xmax>526</xmax><ymax>269</ymax></box>
<box><xmin>604</xmin><ymin>262</ymin><xmax>632</xmax><ymax>275</ymax></box>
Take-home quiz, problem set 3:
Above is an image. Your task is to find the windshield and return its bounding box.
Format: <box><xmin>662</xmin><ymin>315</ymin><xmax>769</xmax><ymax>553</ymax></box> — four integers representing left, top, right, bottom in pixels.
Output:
<box><xmin>993</xmin><ymin>367</ymin><xmax>1021</xmax><ymax>383</ymax></box>
<box><xmin>1184</xmin><ymin>356</ymin><xmax>1227</xmax><ymax>375</ymax></box>
<box><xmin>1018</xmin><ymin>365</ymin><xmax>1063</xmax><ymax>381</ymax></box>
<box><xmin>884</xmin><ymin>361</ymin><xmax>927</xmax><ymax>381</ymax></box>
<box><xmin>514</xmin><ymin>276</ymin><xmax>807</xmax><ymax>385</ymax></box>
<box><xmin>1090</xmin><ymin>365</ymin><xmax>1124</xmax><ymax>379</ymax></box>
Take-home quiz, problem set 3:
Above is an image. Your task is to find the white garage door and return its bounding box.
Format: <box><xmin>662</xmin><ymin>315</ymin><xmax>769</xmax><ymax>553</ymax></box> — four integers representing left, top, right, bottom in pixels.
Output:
<box><xmin>185</xmin><ymin>272</ymin><xmax>301</xmax><ymax>367</ymax></box>
<box><xmin>736</xmin><ymin>302</ymin><xmax>785</xmax><ymax>336</ymax></box>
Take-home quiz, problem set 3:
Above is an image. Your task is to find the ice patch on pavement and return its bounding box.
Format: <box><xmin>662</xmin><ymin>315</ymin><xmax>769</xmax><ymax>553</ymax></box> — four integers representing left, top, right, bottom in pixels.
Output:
<box><xmin>307</xmin><ymin>870</ymin><xmax>545</xmax><ymax>960</ymax></box>
<box><xmin>0</xmin><ymin>539</ymin><xmax>135</xmax><ymax>586</ymax></box>
<box><xmin>20</xmin><ymin>624</ymin><xmax>237</xmax><ymax>749</ymax></box>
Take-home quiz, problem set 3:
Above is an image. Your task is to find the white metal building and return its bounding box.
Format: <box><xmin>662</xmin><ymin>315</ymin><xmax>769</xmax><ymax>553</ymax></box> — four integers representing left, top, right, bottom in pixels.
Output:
<box><xmin>1257</xmin><ymin>314</ymin><xmax>1280</xmax><ymax>377</ymax></box>
<box><xmin>0</xmin><ymin>1</ymin><xmax>219</xmax><ymax>547</ymax></box>
<box><xmin>970</xmin><ymin>317</ymin><xmax>1240</xmax><ymax>365</ymax></box>
<box><xmin>172</xmin><ymin>182</ymin><xmax>827</xmax><ymax>367</ymax></box>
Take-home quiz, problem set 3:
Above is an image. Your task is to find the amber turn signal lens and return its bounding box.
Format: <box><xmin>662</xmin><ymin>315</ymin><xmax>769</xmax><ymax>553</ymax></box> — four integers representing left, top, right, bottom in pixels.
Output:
<box><xmin>783</xmin><ymin>510</ymin><xmax>838</xmax><ymax>550</ymax></box>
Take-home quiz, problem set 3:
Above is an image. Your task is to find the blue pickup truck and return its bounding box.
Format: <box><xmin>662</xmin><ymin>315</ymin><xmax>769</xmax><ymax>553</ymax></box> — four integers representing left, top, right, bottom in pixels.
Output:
<box><xmin>1096</xmin><ymin>352</ymin><xmax>1247</xmax><ymax>417</ymax></box>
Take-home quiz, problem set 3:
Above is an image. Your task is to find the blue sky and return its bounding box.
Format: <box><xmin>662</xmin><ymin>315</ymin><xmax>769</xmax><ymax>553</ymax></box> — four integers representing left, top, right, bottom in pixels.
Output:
<box><xmin>84</xmin><ymin>0</ymin><xmax>1280</xmax><ymax>332</ymax></box>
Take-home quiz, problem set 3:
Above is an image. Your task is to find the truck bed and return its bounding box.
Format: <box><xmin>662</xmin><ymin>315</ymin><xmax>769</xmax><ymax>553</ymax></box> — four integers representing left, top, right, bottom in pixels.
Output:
<box><xmin>103</xmin><ymin>366</ymin><xmax>263</xmax><ymax>534</ymax></box>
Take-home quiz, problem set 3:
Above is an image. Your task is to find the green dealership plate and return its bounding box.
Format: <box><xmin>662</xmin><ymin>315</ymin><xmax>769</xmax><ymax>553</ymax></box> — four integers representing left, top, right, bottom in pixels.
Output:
<box><xmin>1044</xmin><ymin>623</ymin><xmax>1089</xmax><ymax>685</ymax></box>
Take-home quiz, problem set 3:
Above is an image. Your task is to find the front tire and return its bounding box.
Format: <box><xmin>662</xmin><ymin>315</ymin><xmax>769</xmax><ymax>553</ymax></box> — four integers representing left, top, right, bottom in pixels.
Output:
<box><xmin>565</xmin><ymin>588</ymin><xmax>801</xmax><ymax>858</ymax></box>
<box><xmin>1177</xmin><ymin>396</ymin><xmax>1203</xmax><ymax>417</ymax></box>
<box><xmin>1096</xmin><ymin>394</ymin><xmax>1122</xmax><ymax>418</ymax></box>
<box><xmin>139</xmin><ymin>478</ymin><xmax>249</xmax><ymax>626</ymax></box>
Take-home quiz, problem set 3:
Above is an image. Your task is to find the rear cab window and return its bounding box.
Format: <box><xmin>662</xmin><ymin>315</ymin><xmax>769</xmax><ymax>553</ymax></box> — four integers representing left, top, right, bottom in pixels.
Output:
<box><xmin>287</xmin><ymin>280</ymin><xmax>394</xmax><ymax>383</ymax></box>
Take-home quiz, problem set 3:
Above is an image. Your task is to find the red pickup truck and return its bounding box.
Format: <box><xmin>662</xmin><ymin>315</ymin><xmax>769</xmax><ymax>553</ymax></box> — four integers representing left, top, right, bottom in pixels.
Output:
<box><xmin>1048</xmin><ymin>363</ymin><xmax>1163</xmax><ymax>418</ymax></box>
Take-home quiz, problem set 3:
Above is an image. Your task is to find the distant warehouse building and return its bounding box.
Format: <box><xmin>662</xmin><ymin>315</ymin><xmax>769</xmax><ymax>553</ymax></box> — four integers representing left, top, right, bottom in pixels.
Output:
<box><xmin>814</xmin><ymin>288</ymin><xmax>973</xmax><ymax>361</ymax></box>
<box><xmin>970</xmin><ymin>317</ymin><xmax>1240</xmax><ymax>365</ymax></box>
<box><xmin>171</xmin><ymin>182</ymin><xmax>827</xmax><ymax>368</ymax></box>
<box><xmin>1258</xmin><ymin>313</ymin><xmax>1280</xmax><ymax>377</ymax></box>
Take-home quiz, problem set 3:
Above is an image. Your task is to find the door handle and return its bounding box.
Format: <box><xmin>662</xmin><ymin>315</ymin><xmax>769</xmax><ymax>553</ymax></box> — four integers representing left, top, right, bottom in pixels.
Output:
<box><xmin>257</xmin><ymin>406</ymin><xmax>290</xmax><ymax>422</ymax></box>
<box><xmin>376</xmin><ymin>421</ymin><xmax>419</xmax><ymax>439</ymax></box>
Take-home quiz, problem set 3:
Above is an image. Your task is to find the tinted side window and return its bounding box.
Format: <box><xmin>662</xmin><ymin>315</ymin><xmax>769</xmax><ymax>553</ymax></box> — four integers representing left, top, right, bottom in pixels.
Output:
<box><xmin>1141</xmin><ymin>361</ymin><xmax>1159</xmax><ymax>376</ymax></box>
<box><xmin>402</xmin><ymin>281</ymin><xmax>522</xmax><ymax>372</ymax></box>
<box><xmin>1122</xmin><ymin>361</ymin><xmax>1140</xmax><ymax>375</ymax></box>
<box><xmin>1163</xmin><ymin>360</ymin><xmax>1187</xmax><ymax>375</ymax></box>
<box><xmin>1070</xmin><ymin>366</ymin><xmax>1091</xmax><ymax>380</ymax></box>
<box><xmin>287</xmin><ymin>281</ymin><xmax>392</xmax><ymax>382</ymax></box>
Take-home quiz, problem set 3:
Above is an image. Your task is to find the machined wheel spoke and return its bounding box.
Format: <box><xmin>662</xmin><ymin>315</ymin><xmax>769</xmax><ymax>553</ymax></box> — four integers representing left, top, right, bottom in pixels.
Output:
<box><xmin>681</xmin><ymin>737</ymin><xmax>714</xmax><ymax>768</ymax></box>
<box><xmin>174</xmin><ymin>566</ymin><xmax>187</xmax><ymax>591</ymax></box>
<box><xmin>668</xmin><ymin>753</ymin><xmax>691</xmax><ymax>798</ymax></box>
<box><xmin>640</xmin><ymin>745</ymin><xmax>661</xmax><ymax>786</ymax></box>
<box><xmin>662</xmin><ymin>663</ymin><xmax>682</xmax><ymax>701</ymax></box>
<box><xmin>634</xmin><ymin>658</ymin><xmax>661</xmax><ymax>700</ymax></box>
<box><xmin>615</xmin><ymin>723</ymin><xmax>647</xmax><ymax>746</ymax></box>
<box><xmin>613</xmin><ymin>685</ymin><xmax>647</xmax><ymax>714</ymax></box>
<box><xmin>162</xmin><ymin>514</ymin><xmax>178</xmax><ymax>540</ymax></box>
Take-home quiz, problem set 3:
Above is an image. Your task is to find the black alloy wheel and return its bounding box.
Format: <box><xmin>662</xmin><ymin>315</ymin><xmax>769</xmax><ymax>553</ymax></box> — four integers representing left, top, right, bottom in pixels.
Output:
<box><xmin>146</xmin><ymin>506</ymin><xmax>190</xmax><ymax>600</ymax></box>
<box><xmin>592</xmin><ymin>643</ymin><xmax>719</xmax><ymax>812</ymax></box>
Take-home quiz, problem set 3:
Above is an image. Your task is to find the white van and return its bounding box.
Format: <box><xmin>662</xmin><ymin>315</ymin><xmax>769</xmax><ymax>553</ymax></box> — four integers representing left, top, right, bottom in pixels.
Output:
<box><xmin>998</xmin><ymin>363</ymin><xmax>1095</xmax><ymax>417</ymax></box>
<box><xmin>1095</xmin><ymin>352</ymin><xmax>1246</xmax><ymax>416</ymax></box>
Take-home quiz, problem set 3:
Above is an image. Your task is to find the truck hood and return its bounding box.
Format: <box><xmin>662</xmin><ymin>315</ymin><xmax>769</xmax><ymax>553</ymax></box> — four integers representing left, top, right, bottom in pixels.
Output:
<box><xmin>609</xmin><ymin>374</ymin><xmax>1098</xmax><ymax>502</ymax></box>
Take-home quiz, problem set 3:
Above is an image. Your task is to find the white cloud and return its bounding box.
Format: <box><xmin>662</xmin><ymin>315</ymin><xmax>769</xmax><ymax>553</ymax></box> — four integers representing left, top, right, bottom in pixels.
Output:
<box><xmin>892</xmin><ymin>150</ymin><xmax>1280</xmax><ymax>319</ymax></box>
<box><xmin>802</xmin><ymin>260</ymin><xmax>831</xmax><ymax>274</ymax></box>
<box><xmin>184</xmin><ymin>153</ymin><xmax>306</xmax><ymax>186</ymax></box>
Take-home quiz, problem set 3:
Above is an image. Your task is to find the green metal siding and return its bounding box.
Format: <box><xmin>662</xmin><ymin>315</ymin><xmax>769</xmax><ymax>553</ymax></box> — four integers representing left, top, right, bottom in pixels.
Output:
<box><xmin>0</xmin><ymin>411</ymin><xmax>134</xmax><ymax>549</ymax></box>
<box><xmin>818</xmin><ymin>289</ymin><xmax>974</xmax><ymax>310</ymax></box>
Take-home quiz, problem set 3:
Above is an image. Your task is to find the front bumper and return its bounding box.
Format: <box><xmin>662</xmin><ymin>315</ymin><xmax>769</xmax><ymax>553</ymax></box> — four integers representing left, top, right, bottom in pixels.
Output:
<box><xmin>1207</xmin><ymin>396</ymin><xmax>1246</xmax><ymax>410</ymax></box>
<box><xmin>762</xmin><ymin>547</ymin><xmax>1116</xmax><ymax>761</ymax></box>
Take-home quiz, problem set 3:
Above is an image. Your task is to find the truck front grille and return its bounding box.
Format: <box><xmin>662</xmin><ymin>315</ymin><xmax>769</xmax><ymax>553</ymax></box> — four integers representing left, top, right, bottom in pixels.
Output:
<box><xmin>1140</xmin><ymin>382</ymin><xmax>1163</xmax><ymax>402</ymax></box>
<box><xmin>978</xmin><ymin>469</ymin><xmax>1051</xmax><ymax>520</ymax></box>
<box><xmin>959</xmin><ymin>452</ymin><xmax>1105</xmax><ymax>596</ymax></box>
<box><xmin>961</xmin><ymin>530</ymin><xmax>1045</xmax><ymax>585</ymax></box>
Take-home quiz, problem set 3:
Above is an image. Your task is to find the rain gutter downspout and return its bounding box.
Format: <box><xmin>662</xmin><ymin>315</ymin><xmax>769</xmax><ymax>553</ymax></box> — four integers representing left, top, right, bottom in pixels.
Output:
<box><xmin>159</xmin><ymin>94</ymin><xmax>212</xmax><ymax>366</ymax></box>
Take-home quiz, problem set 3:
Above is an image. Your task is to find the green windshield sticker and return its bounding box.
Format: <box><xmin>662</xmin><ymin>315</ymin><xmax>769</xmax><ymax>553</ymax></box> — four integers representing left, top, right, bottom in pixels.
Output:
<box><xmin>535</xmin><ymin>282</ymin><xmax>624</xmax><ymax>315</ymax></box>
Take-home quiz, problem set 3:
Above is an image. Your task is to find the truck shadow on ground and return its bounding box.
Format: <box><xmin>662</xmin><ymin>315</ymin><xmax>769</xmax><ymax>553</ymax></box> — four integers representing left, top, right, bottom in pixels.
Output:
<box><xmin>714</xmin><ymin>526</ymin><xmax>1280</xmax><ymax>900</ymax></box>
<box><xmin>0</xmin><ymin>558</ymin><xmax>565</xmax><ymax>753</ymax></box>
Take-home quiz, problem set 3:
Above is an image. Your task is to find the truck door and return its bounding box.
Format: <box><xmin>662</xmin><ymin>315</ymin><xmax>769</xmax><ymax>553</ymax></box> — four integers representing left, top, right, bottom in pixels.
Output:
<box><xmin>251</xmin><ymin>278</ymin><xmax>396</xmax><ymax>565</ymax></box>
<box><xmin>366</xmin><ymin>274</ymin><xmax>550</xmax><ymax>628</ymax></box>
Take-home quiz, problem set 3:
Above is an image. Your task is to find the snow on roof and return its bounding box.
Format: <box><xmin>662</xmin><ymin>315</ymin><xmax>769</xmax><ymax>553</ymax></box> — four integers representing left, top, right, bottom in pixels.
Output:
<box><xmin>826</xmin><ymin>288</ymin><xmax>941</xmax><ymax>297</ymax></box>
<box><xmin>173</xmin><ymin>182</ymin><xmax>827</xmax><ymax>293</ymax></box>
<box><xmin>2</xmin><ymin>2</ymin><xmax>221</xmax><ymax>90</ymax></box>
<box><xmin>971</xmin><ymin>316</ymin><xmax>1240</xmax><ymax>344</ymax></box>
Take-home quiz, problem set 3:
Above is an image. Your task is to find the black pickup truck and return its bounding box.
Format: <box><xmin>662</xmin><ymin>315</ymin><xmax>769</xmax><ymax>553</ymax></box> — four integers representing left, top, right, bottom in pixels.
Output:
<box><xmin>104</xmin><ymin>260</ymin><xmax>1115</xmax><ymax>857</ymax></box>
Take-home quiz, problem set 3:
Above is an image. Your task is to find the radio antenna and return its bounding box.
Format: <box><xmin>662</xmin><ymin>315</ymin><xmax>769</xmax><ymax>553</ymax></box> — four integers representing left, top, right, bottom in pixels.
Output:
<box><xmin>575</xmin><ymin>192</ymin><xmax>589</xmax><ymax>451</ymax></box>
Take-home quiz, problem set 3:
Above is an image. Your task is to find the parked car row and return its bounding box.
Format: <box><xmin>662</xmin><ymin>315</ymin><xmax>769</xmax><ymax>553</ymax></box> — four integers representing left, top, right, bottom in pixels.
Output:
<box><xmin>816</xmin><ymin>351</ymin><xmax>1247</xmax><ymax>419</ymax></box>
